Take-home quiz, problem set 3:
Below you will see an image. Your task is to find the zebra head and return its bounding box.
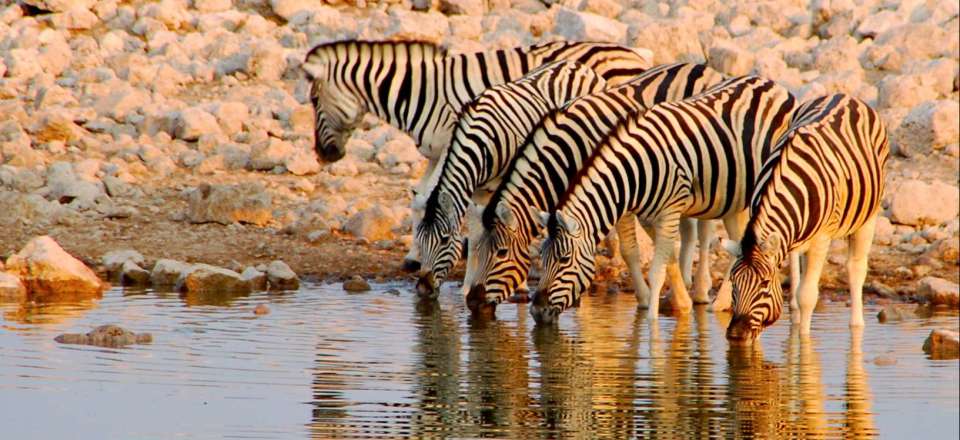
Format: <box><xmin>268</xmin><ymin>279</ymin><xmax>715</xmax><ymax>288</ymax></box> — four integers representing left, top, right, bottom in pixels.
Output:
<box><xmin>531</xmin><ymin>210</ymin><xmax>596</xmax><ymax>325</ymax></box>
<box><xmin>723</xmin><ymin>235</ymin><xmax>785</xmax><ymax>344</ymax></box>
<box><xmin>415</xmin><ymin>191</ymin><xmax>464</xmax><ymax>299</ymax></box>
<box><xmin>302</xmin><ymin>63</ymin><xmax>367</xmax><ymax>162</ymax></box>
<box><xmin>463</xmin><ymin>202</ymin><xmax>533</xmax><ymax>314</ymax></box>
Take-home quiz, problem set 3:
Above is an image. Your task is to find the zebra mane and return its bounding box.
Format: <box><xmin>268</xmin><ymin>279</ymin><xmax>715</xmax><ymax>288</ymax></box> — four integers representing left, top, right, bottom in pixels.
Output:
<box><xmin>303</xmin><ymin>39</ymin><xmax>447</xmax><ymax>70</ymax></box>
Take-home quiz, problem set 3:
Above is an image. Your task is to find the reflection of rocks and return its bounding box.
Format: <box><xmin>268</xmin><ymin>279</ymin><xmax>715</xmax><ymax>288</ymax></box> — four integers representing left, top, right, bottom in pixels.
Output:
<box><xmin>5</xmin><ymin>236</ymin><xmax>107</xmax><ymax>300</ymax></box>
<box><xmin>55</xmin><ymin>324</ymin><xmax>153</xmax><ymax>348</ymax></box>
<box><xmin>923</xmin><ymin>329</ymin><xmax>960</xmax><ymax>360</ymax></box>
<box><xmin>0</xmin><ymin>272</ymin><xmax>27</xmax><ymax>301</ymax></box>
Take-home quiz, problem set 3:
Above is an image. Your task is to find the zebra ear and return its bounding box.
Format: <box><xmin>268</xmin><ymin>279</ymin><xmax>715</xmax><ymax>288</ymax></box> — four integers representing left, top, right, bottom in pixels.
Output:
<box><xmin>438</xmin><ymin>192</ymin><xmax>456</xmax><ymax>218</ymax></box>
<box><xmin>555</xmin><ymin>211</ymin><xmax>581</xmax><ymax>236</ymax></box>
<box><xmin>301</xmin><ymin>60</ymin><xmax>326</xmax><ymax>81</ymax></box>
<box><xmin>760</xmin><ymin>233</ymin><xmax>782</xmax><ymax>256</ymax></box>
<box><xmin>495</xmin><ymin>202</ymin><xmax>518</xmax><ymax>231</ymax></box>
<box><xmin>529</xmin><ymin>206</ymin><xmax>550</xmax><ymax>230</ymax></box>
<box><xmin>721</xmin><ymin>239</ymin><xmax>741</xmax><ymax>257</ymax></box>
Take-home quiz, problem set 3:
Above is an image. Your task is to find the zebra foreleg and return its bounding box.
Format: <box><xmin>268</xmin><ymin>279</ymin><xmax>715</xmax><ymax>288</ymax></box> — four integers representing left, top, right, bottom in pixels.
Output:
<box><xmin>789</xmin><ymin>251</ymin><xmax>803</xmax><ymax>324</ymax></box>
<box><xmin>710</xmin><ymin>210</ymin><xmax>748</xmax><ymax>312</ymax></box>
<box><xmin>646</xmin><ymin>215</ymin><xmax>683</xmax><ymax>320</ymax></box>
<box><xmin>692</xmin><ymin>219</ymin><xmax>713</xmax><ymax>304</ymax></box>
<box><xmin>796</xmin><ymin>234</ymin><xmax>831</xmax><ymax>335</ymax></box>
<box><xmin>678</xmin><ymin>217</ymin><xmax>697</xmax><ymax>286</ymax></box>
<box><xmin>615</xmin><ymin>217</ymin><xmax>651</xmax><ymax>308</ymax></box>
<box><xmin>847</xmin><ymin>215</ymin><xmax>877</xmax><ymax>329</ymax></box>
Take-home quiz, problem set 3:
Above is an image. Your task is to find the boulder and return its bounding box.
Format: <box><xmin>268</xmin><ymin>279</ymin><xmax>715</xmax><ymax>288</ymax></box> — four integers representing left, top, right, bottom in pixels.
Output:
<box><xmin>375</xmin><ymin>138</ymin><xmax>421</xmax><ymax>167</ymax></box>
<box><xmin>877</xmin><ymin>74</ymin><xmax>939</xmax><ymax>109</ymax></box>
<box><xmin>284</xmin><ymin>149</ymin><xmax>321</xmax><ymax>176</ymax></box>
<box><xmin>42</xmin><ymin>161</ymin><xmax>108</xmax><ymax>211</ymax></box>
<box><xmin>176</xmin><ymin>263</ymin><xmax>252</xmax><ymax>294</ymax></box>
<box><xmin>120</xmin><ymin>260</ymin><xmax>151</xmax><ymax>286</ymax></box>
<box><xmin>31</xmin><ymin>112</ymin><xmax>86</xmax><ymax>143</ymax></box>
<box><xmin>5</xmin><ymin>236</ymin><xmax>108</xmax><ymax>300</ymax></box>
<box><xmin>150</xmin><ymin>259</ymin><xmax>194</xmax><ymax>286</ymax></box>
<box><xmin>383</xmin><ymin>10</ymin><xmax>449</xmax><ymax>44</ymax></box>
<box><xmin>266</xmin><ymin>260</ymin><xmax>299</xmax><ymax>290</ymax></box>
<box><xmin>554</xmin><ymin>7</ymin><xmax>627</xmax><ymax>43</ymax></box>
<box><xmin>193</xmin><ymin>0</ymin><xmax>232</xmax><ymax>12</ymax></box>
<box><xmin>899</xmin><ymin>100</ymin><xmax>960</xmax><ymax>152</ymax></box>
<box><xmin>101</xmin><ymin>249</ymin><xmax>145</xmax><ymax>273</ymax></box>
<box><xmin>343</xmin><ymin>275</ymin><xmax>371</xmax><ymax>292</ymax></box>
<box><xmin>176</xmin><ymin>107</ymin><xmax>222</xmax><ymax>141</ymax></box>
<box><xmin>708</xmin><ymin>44</ymin><xmax>755</xmax><ymax>77</ymax></box>
<box><xmin>923</xmin><ymin>329</ymin><xmax>960</xmax><ymax>360</ymax></box>
<box><xmin>213</xmin><ymin>101</ymin><xmax>249</xmax><ymax>135</ymax></box>
<box><xmin>186</xmin><ymin>182</ymin><xmax>272</xmax><ymax>226</ymax></box>
<box><xmin>440</xmin><ymin>0</ymin><xmax>483</xmax><ymax>16</ymax></box>
<box><xmin>629</xmin><ymin>18</ymin><xmax>705</xmax><ymax>65</ymax></box>
<box><xmin>888</xmin><ymin>180</ymin><xmax>960</xmax><ymax>226</ymax></box>
<box><xmin>22</xmin><ymin>0</ymin><xmax>96</xmax><ymax>13</ymax></box>
<box><xmin>0</xmin><ymin>272</ymin><xmax>27</xmax><ymax>301</ymax></box>
<box><xmin>344</xmin><ymin>205</ymin><xmax>401</xmax><ymax>241</ymax></box>
<box><xmin>855</xmin><ymin>10</ymin><xmax>904</xmax><ymax>39</ymax></box>
<box><xmin>917</xmin><ymin>277</ymin><xmax>959</xmax><ymax>308</ymax></box>
<box><xmin>249</xmin><ymin>138</ymin><xmax>294</xmax><ymax>171</ymax></box>
<box><xmin>269</xmin><ymin>0</ymin><xmax>315</xmax><ymax>21</ymax></box>
<box><xmin>55</xmin><ymin>324</ymin><xmax>153</xmax><ymax>348</ymax></box>
<box><xmin>241</xmin><ymin>266</ymin><xmax>268</xmax><ymax>290</ymax></box>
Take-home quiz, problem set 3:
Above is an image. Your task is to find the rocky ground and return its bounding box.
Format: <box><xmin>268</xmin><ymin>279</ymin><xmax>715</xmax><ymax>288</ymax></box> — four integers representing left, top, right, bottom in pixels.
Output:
<box><xmin>0</xmin><ymin>0</ymin><xmax>957</xmax><ymax>306</ymax></box>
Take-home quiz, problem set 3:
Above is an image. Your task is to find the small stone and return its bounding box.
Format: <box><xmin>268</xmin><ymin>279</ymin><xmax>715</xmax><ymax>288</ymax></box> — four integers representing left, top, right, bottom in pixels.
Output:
<box><xmin>708</xmin><ymin>44</ymin><xmax>756</xmax><ymax>77</ymax></box>
<box><xmin>176</xmin><ymin>107</ymin><xmax>222</xmax><ymax>142</ymax></box>
<box><xmin>877</xmin><ymin>304</ymin><xmax>907</xmax><ymax>323</ymax></box>
<box><xmin>923</xmin><ymin>329</ymin><xmax>960</xmax><ymax>360</ymax></box>
<box><xmin>241</xmin><ymin>266</ymin><xmax>268</xmax><ymax>290</ymax></box>
<box><xmin>864</xmin><ymin>281</ymin><xmax>898</xmax><ymax>299</ymax></box>
<box><xmin>266</xmin><ymin>260</ymin><xmax>299</xmax><ymax>290</ymax></box>
<box><xmin>344</xmin><ymin>206</ymin><xmax>401</xmax><ymax>242</ymax></box>
<box><xmin>253</xmin><ymin>304</ymin><xmax>271</xmax><ymax>315</ymax></box>
<box><xmin>101</xmin><ymin>249</ymin><xmax>145</xmax><ymax>273</ymax></box>
<box><xmin>343</xmin><ymin>275</ymin><xmax>370</xmax><ymax>292</ymax></box>
<box><xmin>150</xmin><ymin>259</ymin><xmax>194</xmax><ymax>287</ymax></box>
<box><xmin>120</xmin><ymin>260</ymin><xmax>151</xmax><ymax>286</ymax></box>
<box><xmin>55</xmin><ymin>324</ymin><xmax>152</xmax><ymax>348</ymax></box>
<box><xmin>176</xmin><ymin>263</ymin><xmax>252</xmax><ymax>294</ymax></box>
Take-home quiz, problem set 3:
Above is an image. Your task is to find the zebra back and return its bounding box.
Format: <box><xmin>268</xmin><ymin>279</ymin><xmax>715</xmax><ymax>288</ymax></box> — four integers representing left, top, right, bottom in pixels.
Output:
<box><xmin>741</xmin><ymin>94</ymin><xmax>889</xmax><ymax>264</ymax></box>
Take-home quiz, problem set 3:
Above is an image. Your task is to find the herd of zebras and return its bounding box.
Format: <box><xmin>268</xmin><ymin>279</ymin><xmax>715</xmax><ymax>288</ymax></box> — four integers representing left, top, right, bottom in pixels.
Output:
<box><xmin>301</xmin><ymin>39</ymin><xmax>889</xmax><ymax>344</ymax></box>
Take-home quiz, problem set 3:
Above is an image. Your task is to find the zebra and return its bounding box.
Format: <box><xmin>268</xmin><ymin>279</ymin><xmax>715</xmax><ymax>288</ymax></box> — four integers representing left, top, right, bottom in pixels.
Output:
<box><xmin>300</xmin><ymin>39</ymin><xmax>652</xmax><ymax>271</ymax></box>
<box><xmin>414</xmin><ymin>60</ymin><xmax>608</xmax><ymax>299</ymax></box>
<box><xmin>723</xmin><ymin>94</ymin><xmax>888</xmax><ymax>343</ymax></box>
<box><xmin>532</xmin><ymin>75</ymin><xmax>798</xmax><ymax>325</ymax></box>
<box><xmin>461</xmin><ymin>63</ymin><xmax>725</xmax><ymax>314</ymax></box>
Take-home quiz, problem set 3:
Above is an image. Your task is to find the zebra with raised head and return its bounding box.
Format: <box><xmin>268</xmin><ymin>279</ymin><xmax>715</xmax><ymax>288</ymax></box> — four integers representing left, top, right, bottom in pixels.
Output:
<box><xmin>300</xmin><ymin>40</ymin><xmax>652</xmax><ymax>271</ymax></box>
<box><xmin>414</xmin><ymin>60</ymin><xmax>608</xmax><ymax>299</ymax></box>
<box><xmin>532</xmin><ymin>76</ymin><xmax>798</xmax><ymax>325</ymax></box>
<box><xmin>723</xmin><ymin>94</ymin><xmax>888</xmax><ymax>343</ymax></box>
<box><xmin>461</xmin><ymin>63</ymin><xmax>726</xmax><ymax>314</ymax></box>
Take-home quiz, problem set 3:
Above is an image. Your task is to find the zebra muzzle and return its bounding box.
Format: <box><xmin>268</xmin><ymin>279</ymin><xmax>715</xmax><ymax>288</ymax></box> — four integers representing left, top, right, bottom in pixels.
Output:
<box><xmin>415</xmin><ymin>273</ymin><xmax>439</xmax><ymax>299</ymax></box>
<box><xmin>465</xmin><ymin>284</ymin><xmax>496</xmax><ymax>316</ymax></box>
<box><xmin>725</xmin><ymin>316</ymin><xmax>759</xmax><ymax>344</ymax></box>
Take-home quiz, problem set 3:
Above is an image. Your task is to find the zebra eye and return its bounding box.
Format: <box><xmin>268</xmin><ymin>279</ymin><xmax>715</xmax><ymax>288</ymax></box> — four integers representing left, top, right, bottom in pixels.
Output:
<box><xmin>495</xmin><ymin>248</ymin><xmax>509</xmax><ymax>258</ymax></box>
<box><xmin>559</xmin><ymin>254</ymin><xmax>572</xmax><ymax>264</ymax></box>
<box><xmin>439</xmin><ymin>235</ymin><xmax>450</xmax><ymax>245</ymax></box>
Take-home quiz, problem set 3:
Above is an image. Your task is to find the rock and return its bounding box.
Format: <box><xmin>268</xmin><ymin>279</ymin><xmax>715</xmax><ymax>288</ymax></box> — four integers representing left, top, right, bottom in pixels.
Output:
<box><xmin>249</xmin><ymin>138</ymin><xmax>294</xmax><ymax>171</ymax></box>
<box><xmin>923</xmin><ymin>329</ymin><xmax>960</xmax><ymax>360</ymax></box>
<box><xmin>376</xmin><ymin>138</ymin><xmax>421</xmax><ymax>167</ymax></box>
<box><xmin>343</xmin><ymin>275</ymin><xmax>371</xmax><ymax>292</ymax></box>
<box><xmin>55</xmin><ymin>324</ymin><xmax>153</xmax><ymax>348</ymax></box>
<box><xmin>101</xmin><ymin>250</ymin><xmax>146</xmax><ymax>273</ymax></box>
<box><xmin>888</xmin><ymin>180</ymin><xmax>960</xmax><ymax>226</ymax></box>
<box><xmin>899</xmin><ymin>100</ymin><xmax>960</xmax><ymax>152</ymax></box>
<box><xmin>855</xmin><ymin>10</ymin><xmax>904</xmax><ymax>38</ymax></box>
<box><xmin>193</xmin><ymin>0</ymin><xmax>232</xmax><ymax>12</ymax></box>
<box><xmin>876</xmin><ymin>304</ymin><xmax>908</xmax><ymax>323</ymax></box>
<box><xmin>269</xmin><ymin>0</ymin><xmax>315</xmax><ymax>21</ymax></box>
<box><xmin>186</xmin><ymin>182</ymin><xmax>272</xmax><ymax>226</ymax></box>
<box><xmin>917</xmin><ymin>277</ymin><xmax>960</xmax><ymax>308</ymax></box>
<box><xmin>241</xmin><ymin>266</ymin><xmax>268</xmax><ymax>290</ymax></box>
<box><xmin>708</xmin><ymin>44</ymin><xmax>756</xmax><ymax>77</ymax></box>
<box><xmin>554</xmin><ymin>7</ymin><xmax>627</xmax><ymax>43</ymax></box>
<box><xmin>383</xmin><ymin>10</ymin><xmax>449</xmax><ymax>44</ymax></box>
<box><xmin>0</xmin><ymin>272</ymin><xmax>27</xmax><ymax>301</ymax></box>
<box><xmin>176</xmin><ymin>107</ymin><xmax>222</xmax><ymax>142</ymax></box>
<box><xmin>629</xmin><ymin>18</ymin><xmax>705</xmax><ymax>65</ymax></box>
<box><xmin>120</xmin><ymin>261</ymin><xmax>151</xmax><ymax>286</ymax></box>
<box><xmin>877</xmin><ymin>74</ymin><xmax>938</xmax><ymax>109</ymax></box>
<box><xmin>51</xmin><ymin>5</ymin><xmax>100</xmax><ymax>29</ymax></box>
<box><xmin>266</xmin><ymin>260</ymin><xmax>299</xmax><ymax>290</ymax></box>
<box><xmin>42</xmin><ymin>161</ymin><xmax>108</xmax><ymax>211</ymax></box>
<box><xmin>213</xmin><ymin>102</ymin><xmax>249</xmax><ymax>135</ymax></box>
<box><xmin>926</xmin><ymin>238</ymin><xmax>959</xmax><ymax>264</ymax></box>
<box><xmin>873</xmin><ymin>215</ymin><xmax>896</xmax><ymax>245</ymax></box>
<box><xmin>176</xmin><ymin>263</ymin><xmax>252</xmax><ymax>294</ymax></box>
<box><xmin>150</xmin><ymin>259</ymin><xmax>194</xmax><ymax>287</ymax></box>
<box><xmin>872</xmin><ymin>355</ymin><xmax>898</xmax><ymax>366</ymax></box>
<box><xmin>284</xmin><ymin>149</ymin><xmax>320</xmax><ymax>176</ymax></box>
<box><xmin>864</xmin><ymin>281</ymin><xmax>898</xmax><ymax>299</ymax></box>
<box><xmin>253</xmin><ymin>304</ymin><xmax>270</xmax><ymax>315</ymax></box>
<box><xmin>440</xmin><ymin>0</ymin><xmax>483</xmax><ymax>15</ymax></box>
<box><xmin>5</xmin><ymin>236</ymin><xmax>108</xmax><ymax>300</ymax></box>
<box><xmin>22</xmin><ymin>0</ymin><xmax>96</xmax><ymax>13</ymax></box>
<box><xmin>31</xmin><ymin>112</ymin><xmax>86</xmax><ymax>143</ymax></box>
<box><xmin>344</xmin><ymin>206</ymin><xmax>401</xmax><ymax>241</ymax></box>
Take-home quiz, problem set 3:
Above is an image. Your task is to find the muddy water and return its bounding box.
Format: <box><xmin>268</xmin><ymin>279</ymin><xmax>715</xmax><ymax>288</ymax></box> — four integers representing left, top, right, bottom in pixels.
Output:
<box><xmin>0</xmin><ymin>284</ymin><xmax>957</xmax><ymax>439</ymax></box>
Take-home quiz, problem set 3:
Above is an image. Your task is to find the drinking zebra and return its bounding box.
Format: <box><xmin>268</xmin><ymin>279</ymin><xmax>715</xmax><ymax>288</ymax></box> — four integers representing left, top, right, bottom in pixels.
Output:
<box><xmin>723</xmin><ymin>94</ymin><xmax>888</xmax><ymax>343</ymax></box>
<box><xmin>414</xmin><ymin>60</ymin><xmax>608</xmax><ymax>299</ymax></box>
<box><xmin>461</xmin><ymin>63</ymin><xmax>725</xmax><ymax>314</ymax></box>
<box><xmin>301</xmin><ymin>40</ymin><xmax>651</xmax><ymax>271</ymax></box>
<box><xmin>533</xmin><ymin>76</ymin><xmax>798</xmax><ymax>324</ymax></box>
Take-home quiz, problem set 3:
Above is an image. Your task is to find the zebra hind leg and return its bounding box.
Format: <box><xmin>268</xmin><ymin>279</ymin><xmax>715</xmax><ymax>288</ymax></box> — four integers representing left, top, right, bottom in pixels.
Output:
<box><xmin>616</xmin><ymin>217</ymin><xmax>651</xmax><ymax>308</ymax></box>
<box><xmin>847</xmin><ymin>215</ymin><xmax>877</xmax><ymax>328</ymax></box>
<box><xmin>679</xmin><ymin>217</ymin><xmax>697</xmax><ymax>286</ymax></box>
<box><xmin>796</xmin><ymin>235</ymin><xmax>831</xmax><ymax>336</ymax></box>
<box><xmin>692</xmin><ymin>219</ymin><xmax>713</xmax><ymax>304</ymax></box>
<box><xmin>646</xmin><ymin>215</ymin><xmax>682</xmax><ymax>320</ymax></box>
<box><xmin>789</xmin><ymin>251</ymin><xmax>802</xmax><ymax>324</ymax></box>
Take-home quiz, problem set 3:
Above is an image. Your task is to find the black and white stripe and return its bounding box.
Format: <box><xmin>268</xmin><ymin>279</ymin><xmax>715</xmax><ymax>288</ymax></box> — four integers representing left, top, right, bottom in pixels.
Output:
<box><xmin>461</xmin><ymin>63</ymin><xmax>725</xmax><ymax>313</ymax></box>
<box><xmin>533</xmin><ymin>76</ymin><xmax>798</xmax><ymax>324</ymax></box>
<box><xmin>414</xmin><ymin>60</ymin><xmax>608</xmax><ymax>299</ymax></box>
<box><xmin>724</xmin><ymin>94</ymin><xmax>889</xmax><ymax>342</ymax></box>
<box><xmin>301</xmin><ymin>39</ymin><xmax>652</xmax><ymax>269</ymax></box>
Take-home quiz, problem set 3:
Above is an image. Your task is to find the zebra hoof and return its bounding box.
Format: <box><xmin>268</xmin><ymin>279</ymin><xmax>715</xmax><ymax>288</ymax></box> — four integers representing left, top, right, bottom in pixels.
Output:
<box><xmin>402</xmin><ymin>259</ymin><xmax>422</xmax><ymax>273</ymax></box>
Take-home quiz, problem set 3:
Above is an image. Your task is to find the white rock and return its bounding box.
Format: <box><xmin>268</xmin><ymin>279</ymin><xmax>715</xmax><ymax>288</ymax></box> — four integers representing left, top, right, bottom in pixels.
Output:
<box><xmin>101</xmin><ymin>249</ymin><xmax>145</xmax><ymax>273</ymax></box>
<box><xmin>266</xmin><ymin>260</ymin><xmax>299</xmax><ymax>290</ymax></box>
<box><xmin>629</xmin><ymin>17</ymin><xmax>705</xmax><ymax>65</ymax></box>
<box><xmin>708</xmin><ymin>44</ymin><xmax>755</xmax><ymax>77</ymax></box>
<box><xmin>5</xmin><ymin>236</ymin><xmax>107</xmax><ymax>299</ymax></box>
<box><xmin>22</xmin><ymin>0</ymin><xmax>95</xmax><ymax>13</ymax></box>
<box><xmin>900</xmin><ymin>100</ymin><xmax>960</xmax><ymax>152</ymax></box>
<box><xmin>186</xmin><ymin>182</ymin><xmax>273</xmax><ymax>226</ymax></box>
<box><xmin>0</xmin><ymin>271</ymin><xmax>26</xmax><ymax>301</ymax></box>
<box><xmin>344</xmin><ymin>205</ymin><xmax>402</xmax><ymax>241</ymax></box>
<box><xmin>176</xmin><ymin>107</ymin><xmax>222</xmax><ymax>141</ymax></box>
<box><xmin>269</xmin><ymin>0</ymin><xmax>315</xmax><ymax>21</ymax></box>
<box><xmin>873</xmin><ymin>215</ymin><xmax>895</xmax><ymax>245</ymax></box>
<box><xmin>176</xmin><ymin>263</ymin><xmax>251</xmax><ymax>294</ymax></box>
<box><xmin>3</xmin><ymin>48</ymin><xmax>42</xmax><ymax>79</ymax></box>
<box><xmin>918</xmin><ymin>277</ymin><xmax>960</xmax><ymax>308</ymax></box>
<box><xmin>43</xmin><ymin>162</ymin><xmax>108</xmax><ymax>211</ymax></box>
<box><xmin>383</xmin><ymin>10</ymin><xmax>449</xmax><ymax>44</ymax></box>
<box><xmin>150</xmin><ymin>259</ymin><xmax>194</xmax><ymax>286</ymax></box>
<box><xmin>284</xmin><ymin>149</ymin><xmax>320</xmax><ymax>176</ymax></box>
<box><xmin>193</xmin><ymin>0</ymin><xmax>232</xmax><ymax>12</ymax></box>
<box><xmin>250</xmin><ymin>138</ymin><xmax>295</xmax><ymax>171</ymax></box>
<box><xmin>440</xmin><ymin>0</ymin><xmax>484</xmax><ymax>16</ymax></box>
<box><xmin>889</xmin><ymin>180</ymin><xmax>960</xmax><ymax>227</ymax></box>
<box><xmin>855</xmin><ymin>10</ymin><xmax>904</xmax><ymax>38</ymax></box>
<box><xmin>554</xmin><ymin>7</ymin><xmax>627</xmax><ymax>43</ymax></box>
<box><xmin>877</xmin><ymin>74</ymin><xmax>939</xmax><ymax>109</ymax></box>
<box><xmin>376</xmin><ymin>138</ymin><xmax>422</xmax><ymax>167</ymax></box>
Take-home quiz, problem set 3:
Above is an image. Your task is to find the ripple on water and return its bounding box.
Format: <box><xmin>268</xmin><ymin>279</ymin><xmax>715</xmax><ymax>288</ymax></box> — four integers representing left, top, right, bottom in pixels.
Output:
<box><xmin>0</xmin><ymin>283</ymin><xmax>957</xmax><ymax>439</ymax></box>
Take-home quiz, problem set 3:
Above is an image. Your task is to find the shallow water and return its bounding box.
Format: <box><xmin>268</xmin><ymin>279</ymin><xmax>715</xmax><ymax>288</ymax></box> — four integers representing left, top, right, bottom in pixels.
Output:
<box><xmin>0</xmin><ymin>283</ymin><xmax>957</xmax><ymax>439</ymax></box>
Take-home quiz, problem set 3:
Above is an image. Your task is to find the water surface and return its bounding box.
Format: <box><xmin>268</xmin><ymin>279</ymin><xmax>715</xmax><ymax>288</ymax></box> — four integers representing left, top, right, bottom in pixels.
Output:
<box><xmin>0</xmin><ymin>284</ymin><xmax>957</xmax><ymax>439</ymax></box>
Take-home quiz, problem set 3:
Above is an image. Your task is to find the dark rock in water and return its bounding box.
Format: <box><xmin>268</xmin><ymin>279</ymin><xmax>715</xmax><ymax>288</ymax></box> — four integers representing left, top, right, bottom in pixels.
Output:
<box><xmin>385</xmin><ymin>289</ymin><xmax>401</xmax><ymax>296</ymax></box>
<box><xmin>253</xmin><ymin>304</ymin><xmax>270</xmax><ymax>315</ymax></box>
<box><xmin>917</xmin><ymin>277</ymin><xmax>959</xmax><ymax>309</ymax></box>
<box><xmin>120</xmin><ymin>260</ymin><xmax>151</xmax><ymax>286</ymax></box>
<box><xmin>176</xmin><ymin>264</ymin><xmax>252</xmax><ymax>295</ymax></box>
<box><xmin>923</xmin><ymin>329</ymin><xmax>960</xmax><ymax>360</ymax></box>
<box><xmin>914</xmin><ymin>303</ymin><xmax>934</xmax><ymax>318</ymax></box>
<box><xmin>241</xmin><ymin>267</ymin><xmax>268</xmax><ymax>291</ymax></box>
<box><xmin>55</xmin><ymin>324</ymin><xmax>152</xmax><ymax>348</ymax></box>
<box><xmin>343</xmin><ymin>276</ymin><xmax>370</xmax><ymax>292</ymax></box>
<box><xmin>864</xmin><ymin>281</ymin><xmax>898</xmax><ymax>299</ymax></box>
<box><xmin>877</xmin><ymin>304</ymin><xmax>908</xmax><ymax>323</ymax></box>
